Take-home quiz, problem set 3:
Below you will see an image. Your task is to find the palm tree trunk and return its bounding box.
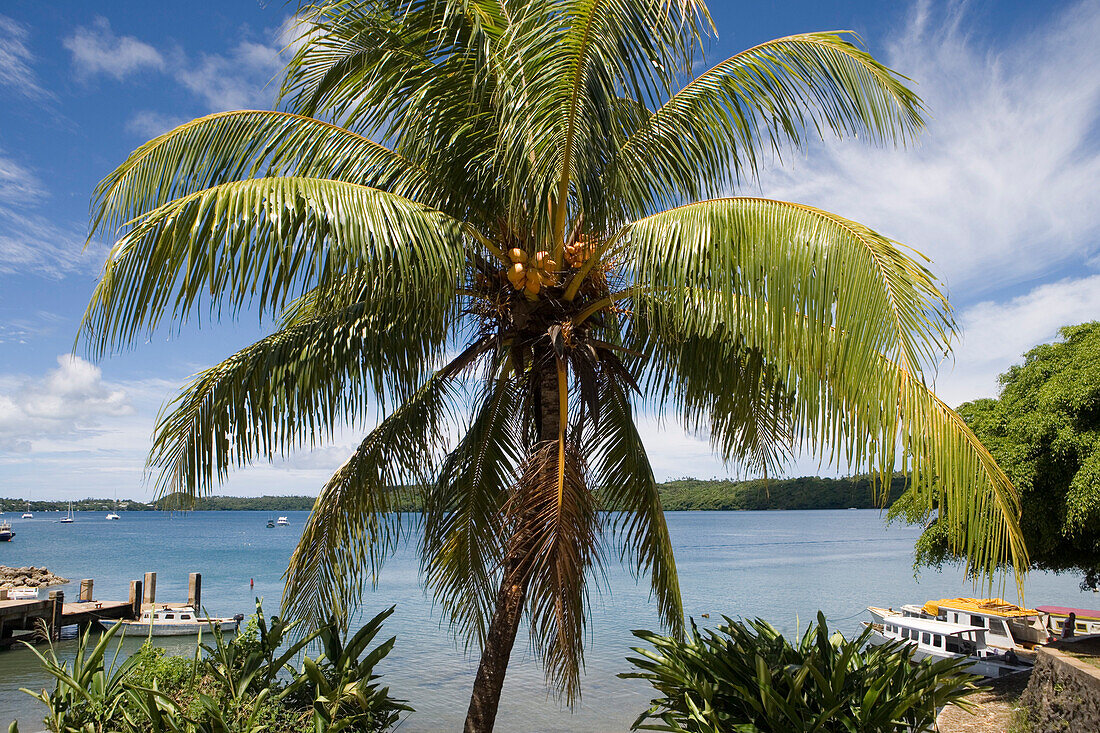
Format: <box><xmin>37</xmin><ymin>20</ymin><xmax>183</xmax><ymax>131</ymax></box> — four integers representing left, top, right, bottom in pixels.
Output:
<box><xmin>463</xmin><ymin>552</ymin><xmax>528</xmax><ymax>733</ymax></box>
<box><xmin>464</xmin><ymin>349</ymin><xmax>561</xmax><ymax>733</ymax></box>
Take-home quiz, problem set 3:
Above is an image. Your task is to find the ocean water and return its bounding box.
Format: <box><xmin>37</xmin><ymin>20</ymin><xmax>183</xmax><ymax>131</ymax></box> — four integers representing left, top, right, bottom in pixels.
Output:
<box><xmin>1</xmin><ymin>509</ymin><xmax>1095</xmax><ymax>732</ymax></box>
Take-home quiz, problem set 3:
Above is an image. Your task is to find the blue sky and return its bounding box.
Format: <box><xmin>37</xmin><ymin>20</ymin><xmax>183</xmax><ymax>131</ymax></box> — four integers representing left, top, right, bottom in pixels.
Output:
<box><xmin>1</xmin><ymin>0</ymin><xmax>1098</xmax><ymax>499</ymax></box>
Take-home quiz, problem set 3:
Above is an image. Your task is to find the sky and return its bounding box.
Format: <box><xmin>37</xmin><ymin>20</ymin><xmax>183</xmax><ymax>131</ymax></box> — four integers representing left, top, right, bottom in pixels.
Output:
<box><xmin>0</xmin><ymin>0</ymin><xmax>1098</xmax><ymax>500</ymax></box>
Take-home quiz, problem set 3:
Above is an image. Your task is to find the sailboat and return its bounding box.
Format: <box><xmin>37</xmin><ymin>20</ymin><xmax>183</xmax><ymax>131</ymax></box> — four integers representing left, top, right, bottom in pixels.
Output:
<box><xmin>22</xmin><ymin>500</ymin><xmax>32</xmax><ymax>519</ymax></box>
<box><xmin>60</xmin><ymin>502</ymin><xmax>74</xmax><ymax>523</ymax></box>
<box><xmin>106</xmin><ymin>494</ymin><xmax>121</xmax><ymax>520</ymax></box>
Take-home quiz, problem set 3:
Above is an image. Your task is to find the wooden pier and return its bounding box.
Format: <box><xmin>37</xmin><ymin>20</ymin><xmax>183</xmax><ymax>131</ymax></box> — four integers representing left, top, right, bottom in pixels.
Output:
<box><xmin>0</xmin><ymin>572</ymin><xmax>202</xmax><ymax>648</ymax></box>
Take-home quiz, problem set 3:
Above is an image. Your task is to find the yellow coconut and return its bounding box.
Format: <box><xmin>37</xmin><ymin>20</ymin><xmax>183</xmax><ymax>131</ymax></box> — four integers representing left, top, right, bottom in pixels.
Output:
<box><xmin>507</xmin><ymin>263</ymin><xmax>526</xmax><ymax>289</ymax></box>
<box><xmin>508</xmin><ymin>248</ymin><xmax>526</xmax><ymax>263</ymax></box>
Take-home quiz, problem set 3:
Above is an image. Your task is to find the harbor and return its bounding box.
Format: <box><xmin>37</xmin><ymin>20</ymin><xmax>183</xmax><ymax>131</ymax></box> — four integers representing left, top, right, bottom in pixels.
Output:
<box><xmin>0</xmin><ymin>571</ymin><xmax>205</xmax><ymax>648</ymax></box>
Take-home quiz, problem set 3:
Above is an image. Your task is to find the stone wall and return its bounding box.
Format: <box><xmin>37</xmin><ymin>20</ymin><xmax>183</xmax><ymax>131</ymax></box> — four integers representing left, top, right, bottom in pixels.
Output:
<box><xmin>1020</xmin><ymin>641</ymin><xmax>1100</xmax><ymax>732</ymax></box>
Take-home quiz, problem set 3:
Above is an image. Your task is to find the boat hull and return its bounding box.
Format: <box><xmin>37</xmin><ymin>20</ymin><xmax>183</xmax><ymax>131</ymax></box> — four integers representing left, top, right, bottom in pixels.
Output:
<box><xmin>100</xmin><ymin>619</ymin><xmax>239</xmax><ymax>636</ymax></box>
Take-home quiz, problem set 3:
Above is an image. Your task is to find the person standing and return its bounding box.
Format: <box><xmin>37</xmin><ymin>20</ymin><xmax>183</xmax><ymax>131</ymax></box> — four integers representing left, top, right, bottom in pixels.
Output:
<box><xmin>1063</xmin><ymin>612</ymin><xmax>1077</xmax><ymax>639</ymax></box>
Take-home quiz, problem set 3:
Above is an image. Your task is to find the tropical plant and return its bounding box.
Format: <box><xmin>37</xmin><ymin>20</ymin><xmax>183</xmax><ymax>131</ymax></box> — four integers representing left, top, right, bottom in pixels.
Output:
<box><xmin>20</xmin><ymin>605</ymin><xmax>406</xmax><ymax>733</ymax></box>
<box><xmin>623</xmin><ymin>612</ymin><xmax>978</xmax><ymax>732</ymax></box>
<box><xmin>892</xmin><ymin>321</ymin><xmax>1100</xmax><ymax>588</ymax></box>
<box><xmin>21</xmin><ymin>621</ymin><xmax>139</xmax><ymax>733</ymax></box>
<box><xmin>292</xmin><ymin>606</ymin><xmax>410</xmax><ymax>733</ymax></box>
<box><xmin>81</xmin><ymin>0</ymin><xmax>1027</xmax><ymax>730</ymax></box>
<box><xmin>199</xmin><ymin>601</ymin><xmax>318</xmax><ymax>704</ymax></box>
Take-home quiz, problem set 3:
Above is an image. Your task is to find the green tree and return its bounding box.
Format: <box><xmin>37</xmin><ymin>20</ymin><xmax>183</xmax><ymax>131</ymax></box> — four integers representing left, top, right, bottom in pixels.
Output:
<box><xmin>898</xmin><ymin>322</ymin><xmax>1100</xmax><ymax>587</ymax></box>
<box><xmin>80</xmin><ymin>2</ymin><xmax>1025</xmax><ymax>730</ymax></box>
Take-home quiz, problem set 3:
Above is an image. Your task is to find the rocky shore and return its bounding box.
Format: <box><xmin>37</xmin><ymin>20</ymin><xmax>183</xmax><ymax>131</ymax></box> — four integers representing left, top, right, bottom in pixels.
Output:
<box><xmin>0</xmin><ymin>565</ymin><xmax>69</xmax><ymax>590</ymax></box>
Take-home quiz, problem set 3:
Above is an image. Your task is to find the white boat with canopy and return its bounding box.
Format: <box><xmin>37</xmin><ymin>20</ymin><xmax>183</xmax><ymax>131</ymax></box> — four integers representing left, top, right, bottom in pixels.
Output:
<box><xmin>866</xmin><ymin>614</ymin><xmax>1031</xmax><ymax>678</ymax></box>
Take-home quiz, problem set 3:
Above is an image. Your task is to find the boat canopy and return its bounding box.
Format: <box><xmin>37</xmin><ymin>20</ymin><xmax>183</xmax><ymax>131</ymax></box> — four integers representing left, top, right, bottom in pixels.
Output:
<box><xmin>923</xmin><ymin>598</ymin><xmax>1040</xmax><ymax>618</ymax></box>
<box><xmin>1036</xmin><ymin>606</ymin><xmax>1100</xmax><ymax>621</ymax></box>
<box><xmin>882</xmin><ymin>615</ymin><xmax>984</xmax><ymax>636</ymax></box>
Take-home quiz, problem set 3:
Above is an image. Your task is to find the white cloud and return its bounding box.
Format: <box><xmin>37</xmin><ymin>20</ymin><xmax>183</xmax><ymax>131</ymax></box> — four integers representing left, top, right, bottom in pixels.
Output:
<box><xmin>0</xmin><ymin>355</ymin><xmax>133</xmax><ymax>452</ymax></box>
<box><xmin>0</xmin><ymin>151</ymin><xmax>104</xmax><ymax>277</ymax></box>
<box><xmin>754</xmin><ymin>0</ymin><xmax>1100</xmax><ymax>298</ymax></box>
<box><xmin>0</xmin><ymin>14</ymin><xmax>48</xmax><ymax>98</ymax></box>
<box><xmin>0</xmin><ymin>150</ymin><xmax>44</xmax><ymax>205</ymax></box>
<box><xmin>125</xmin><ymin>110</ymin><xmax>188</xmax><ymax>139</ymax></box>
<box><xmin>0</xmin><ymin>206</ymin><xmax>105</xmax><ymax>277</ymax></box>
<box><xmin>63</xmin><ymin>17</ymin><xmax>164</xmax><ymax>80</ymax></box>
<box><xmin>174</xmin><ymin>39</ymin><xmax>284</xmax><ymax>111</ymax></box>
<box><xmin>932</xmin><ymin>274</ymin><xmax>1100</xmax><ymax>406</ymax></box>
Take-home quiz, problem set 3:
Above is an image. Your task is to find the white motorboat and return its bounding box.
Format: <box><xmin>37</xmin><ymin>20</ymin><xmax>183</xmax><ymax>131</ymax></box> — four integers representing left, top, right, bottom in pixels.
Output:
<box><xmin>100</xmin><ymin>605</ymin><xmax>244</xmax><ymax>636</ymax></box>
<box><xmin>275</xmin><ymin>516</ymin><xmax>290</xmax><ymax>526</ymax></box>
<box><xmin>106</xmin><ymin>512</ymin><xmax>121</xmax><ymax>520</ymax></box>
<box><xmin>0</xmin><ymin>521</ymin><xmax>13</xmax><ymax>542</ymax></box>
<box><xmin>866</xmin><ymin>613</ymin><xmax>1031</xmax><ymax>678</ymax></box>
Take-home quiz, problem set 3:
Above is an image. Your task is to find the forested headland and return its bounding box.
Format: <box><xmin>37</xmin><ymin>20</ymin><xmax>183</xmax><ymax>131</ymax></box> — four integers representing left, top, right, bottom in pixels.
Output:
<box><xmin>1</xmin><ymin>474</ymin><xmax>904</xmax><ymax>514</ymax></box>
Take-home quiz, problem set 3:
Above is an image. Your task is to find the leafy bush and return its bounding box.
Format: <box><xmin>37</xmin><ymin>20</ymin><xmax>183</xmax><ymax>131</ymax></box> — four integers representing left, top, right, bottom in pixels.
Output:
<box><xmin>19</xmin><ymin>603</ymin><xmax>409</xmax><ymax>733</ymax></box>
<box><xmin>622</xmin><ymin>612</ymin><xmax>978</xmax><ymax>732</ymax></box>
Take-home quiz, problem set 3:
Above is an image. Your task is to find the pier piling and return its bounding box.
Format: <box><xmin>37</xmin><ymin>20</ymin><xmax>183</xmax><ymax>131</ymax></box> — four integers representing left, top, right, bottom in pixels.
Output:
<box><xmin>143</xmin><ymin>571</ymin><xmax>157</xmax><ymax>608</ymax></box>
<box><xmin>79</xmin><ymin>579</ymin><xmax>94</xmax><ymax>602</ymax></box>
<box><xmin>188</xmin><ymin>572</ymin><xmax>202</xmax><ymax>613</ymax></box>
<box><xmin>48</xmin><ymin>590</ymin><xmax>64</xmax><ymax>641</ymax></box>
<box><xmin>130</xmin><ymin>580</ymin><xmax>143</xmax><ymax>617</ymax></box>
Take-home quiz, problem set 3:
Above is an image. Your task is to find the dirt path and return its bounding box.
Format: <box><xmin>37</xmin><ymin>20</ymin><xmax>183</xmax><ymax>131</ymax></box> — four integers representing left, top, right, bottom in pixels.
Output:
<box><xmin>936</xmin><ymin>671</ymin><xmax>1030</xmax><ymax>733</ymax></box>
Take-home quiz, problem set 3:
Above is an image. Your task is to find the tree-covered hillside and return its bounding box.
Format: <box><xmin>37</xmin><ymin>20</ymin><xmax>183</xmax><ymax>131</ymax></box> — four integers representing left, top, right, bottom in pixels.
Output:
<box><xmin>2</xmin><ymin>475</ymin><xmax>904</xmax><ymax>514</ymax></box>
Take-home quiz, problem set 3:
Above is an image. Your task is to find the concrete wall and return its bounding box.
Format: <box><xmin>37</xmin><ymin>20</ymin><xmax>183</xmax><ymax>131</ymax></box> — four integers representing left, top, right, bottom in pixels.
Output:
<box><xmin>1020</xmin><ymin>643</ymin><xmax>1100</xmax><ymax>732</ymax></box>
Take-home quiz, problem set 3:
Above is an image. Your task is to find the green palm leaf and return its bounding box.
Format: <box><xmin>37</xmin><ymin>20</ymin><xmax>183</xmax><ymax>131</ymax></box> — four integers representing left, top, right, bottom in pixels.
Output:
<box><xmin>90</xmin><ymin>110</ymin><xmax>452</xmax><ymax>240</ymax></box>
<box><xmin>422</xmin><ymin>377</ymin><xmax>525</xmax><ymax>647</ymax></box>
<box><xmin>81</xmin><ymin>176</ymin><xmax>469</xmax><ymax>357</ymax></box>
<box><xmin>283</xmin><ymin>375</ymin><xmax>457</xmax><ymax>626</ymax></box>
<box><xmin>150</xmin><ymin>297</ymin><xmax>449</xmax><ymax>498</ymax></box>
<box><xmin>588</xmin><ymin>378</ymin><xmax>683</xmax><ymax>636</ymax></box>
<box><xmin>613</xmin><ymin>32</ymin><xmax>925</xmax><ymax>215</ymax></box>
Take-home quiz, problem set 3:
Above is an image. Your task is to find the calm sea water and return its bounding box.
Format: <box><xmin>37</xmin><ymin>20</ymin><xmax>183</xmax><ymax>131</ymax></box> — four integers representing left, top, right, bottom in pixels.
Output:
<box><xmin>1</xmin><ymin>509</ymin><xmax>1094</xmax><ymax>732</ymax></box>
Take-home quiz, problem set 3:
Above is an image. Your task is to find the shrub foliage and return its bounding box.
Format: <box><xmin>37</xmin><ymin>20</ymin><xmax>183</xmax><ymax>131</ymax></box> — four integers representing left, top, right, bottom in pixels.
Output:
<box><xmin>622</xmin><ymin>612</ymin><xmax>977</xmax><ymax>732</ymax></box>
<box><xmin>20</xmin><ymin>603</ymin><xmax>409</xmax><ymax>733</ymax></box>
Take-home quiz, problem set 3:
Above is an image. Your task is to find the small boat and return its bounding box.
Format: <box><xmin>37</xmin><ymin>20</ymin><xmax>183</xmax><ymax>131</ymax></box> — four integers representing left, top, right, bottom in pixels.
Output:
<box><xmin>6</xmin><ymin>587</ymin><xmax>37</xmax><ymax>600</ymax></box>
<box><xmin>0</xmin><ymin>521</ymin><xmax>14</xmax><ymax>542</ymax></box>
<box><xmin>106</xmin><ymin>512</ymin><xmax>120</xmax><ymax>520</ymax></box>
<box><xmin>276</xmin><ymin>516</ymin><xmax>290</xmax><ymax>526</ymax></box>
<box><xmin>266</xmin><ymin>519</ymin><xmax>276</xmax><ymax>528</ymax></box>
<box><xmin>59</xmin><ymin>503</ymin><xmax>74</xmax><ymax>524</ymax></box>
<box><xmin>1037</xmin><ymin>606</ymin><xmax>1100</xmax><ymax>636</ymax></box>
<box><xmin>920</xmin><ymin>598</ymin><xmax>1052</xmax><ymax>657</ymax></box>
<box><xmin>22</xmin><ymin>500</ymin><xmax>32</xmax><ymax>519</ymax></box>
<box><xmin>866</xmin><ymin>613</ymin><xmax>1031</xmax><ymax>678</ymax></box>
<box><xmin>100</xmin><ymin>605</ymin><xmax>244</xmax><ymax>636</ymax></box>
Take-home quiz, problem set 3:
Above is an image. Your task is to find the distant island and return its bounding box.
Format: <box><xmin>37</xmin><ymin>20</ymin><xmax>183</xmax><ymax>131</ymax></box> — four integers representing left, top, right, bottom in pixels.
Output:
<box><xmin>0</xmin><ymin>475</ymin><xmax>904</xmax><ymax>513</ymax></box>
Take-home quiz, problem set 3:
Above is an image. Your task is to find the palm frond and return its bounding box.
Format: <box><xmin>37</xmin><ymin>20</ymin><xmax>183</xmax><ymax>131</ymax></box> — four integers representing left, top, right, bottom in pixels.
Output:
<box><xmin>283</xmin><ymin>375</ymin><xmax>457</xmax><ymax>627</ymax></box>
<box><xmin>631</xmin><ymin>296</ymin><xmax>1026</xmax><ymax>583</ymax></box>
<box><xmin>639</xmin><ymin>325</ymin><xmax>794</xmax><ymax>475</ymax></box>
<box><xmin>149</xmin><ymin>298</ymin><xmax>448</xmax><ymax>499</ymax></box>
<box><xmin>587</xmin><ymin>378</ymin><xmax>683</xmax><ymax>636</ymax></box>
<box><xmin>80</xmin><ymin>176</ymin><xmax>468</xmax><ymax>357</ymax></box>
<box><xmin>422</xmin><ymin>376</ymin><xmax>525</xmax><ymax>648</ymax></box>
<box><xmin>613</xmin><ymin>32</ymin><xmax>925</xmax><ymax>215</ymax></box>
<box><xmin>628</xmin><ymin>197</ymin><xmax>953</xmax><ymax>379</ymax></box>
<box><xmin>508</xmin><ymin>439</ymin><xmax>599</xmax><ymax>703</ymax></box>
<box><xmin>90</xmin><ymin>110</ymin><xmax>455</xmax><ymax>241</ymax></box>
<box><xmin>281</xmin><ymin>1</ymin><xmax>506</xmax><ymax>223</ymax></box>
<box><xmin>491</xmin><ymin>0</ymin><xmax>706</xmax><ymax>240</ymax></box>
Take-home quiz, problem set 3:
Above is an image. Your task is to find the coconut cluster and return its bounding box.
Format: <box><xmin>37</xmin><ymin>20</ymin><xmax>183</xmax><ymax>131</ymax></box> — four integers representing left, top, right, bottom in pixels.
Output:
<box><xmin>563</xmin><ymin>237</ymin><xmax>598</xmax><ymax>268</ymax></box>
<box><xmin>506</xmin><ymin>248</ymin><xmax>559</xmax><ymax>297</ymax></box>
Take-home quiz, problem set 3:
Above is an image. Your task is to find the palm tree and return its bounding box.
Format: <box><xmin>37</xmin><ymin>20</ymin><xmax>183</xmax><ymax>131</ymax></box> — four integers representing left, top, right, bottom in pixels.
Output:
<box><xmin>81</xmin><ymin>1</ymin><xmax>1027</xmax><ymax>731</ymax></box>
